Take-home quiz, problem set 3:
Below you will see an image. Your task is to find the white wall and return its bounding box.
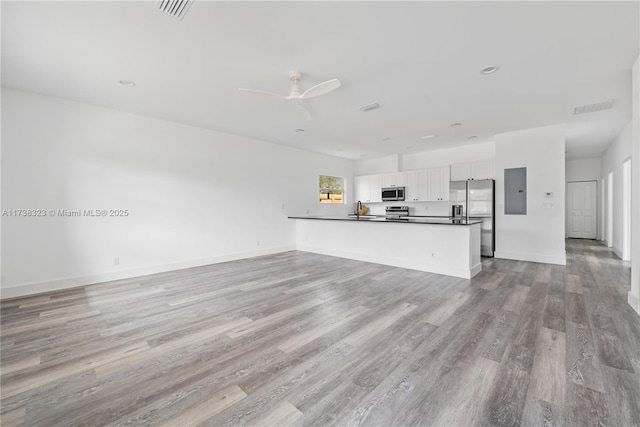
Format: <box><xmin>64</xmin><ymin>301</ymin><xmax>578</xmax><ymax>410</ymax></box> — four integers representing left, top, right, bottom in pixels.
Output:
<box><xmin>566</xmin><ymin>158</ymin><xmax>602</xmax><ymax>182</ymax></box>
<box><xmin>401</xmin><ymin>141</ymin><xmax>495</xmax><ymax>171</ymax></box>
<box><xmin>629</xmin><ymin>54</ymin><xmax>639</xmax><ymax>315</ymax></box>
<box><xmin>1</xmin><ymin>89</ymin><xmax>353</xmax><ymax>297</ymax></box>
<box><xmin>494</xmin><ymin>124</ymin><xmax>566</xmax><ymax>265</ymax></box>
<box><xmin>602</xmin><ymin>122</ymin><xmax>632</xmax><ymax>259</ymax></box>
<box><xmin>565</xmin><ymin>157</ymin><xmax>603</xmax><ymax>240</ymax></box>
<box><xmin>354</xmin><ymin>141</ymin><xmax>495</xmax><ymax>176</ymax></box>
<box><xmin>353</xmin><ymin>156</ymin><xmax>397</xmax><ymax>176</ymax></box>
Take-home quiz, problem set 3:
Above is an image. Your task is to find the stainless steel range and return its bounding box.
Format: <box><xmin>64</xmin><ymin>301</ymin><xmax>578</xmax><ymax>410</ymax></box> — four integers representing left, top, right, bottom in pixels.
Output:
<box><xmin>385</xmin><ymin>206</ymin><xmax>409</xmax><ymax>219</ymax></box>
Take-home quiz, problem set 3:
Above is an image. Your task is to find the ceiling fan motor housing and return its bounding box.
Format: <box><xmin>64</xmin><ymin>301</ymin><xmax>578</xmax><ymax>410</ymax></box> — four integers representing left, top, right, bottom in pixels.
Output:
<box><xmin>289</xmin><ymin>71</ymin><xmax>303</xmax><ymax>82</ymax></box>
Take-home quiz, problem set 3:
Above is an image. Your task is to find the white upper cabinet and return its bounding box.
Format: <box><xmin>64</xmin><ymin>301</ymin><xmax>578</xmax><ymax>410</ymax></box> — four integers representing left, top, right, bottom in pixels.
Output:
<box><xmin>353</xmin><ymin>165</ymin><xmax>455</xmax><ymax>203</ymax></box>
<box><xmin>369</xmin><ymin>174</ymin><xmax>382</xmax><ymax>202</ymax></box>
<box><xmin>382</xmin><ymin>173</ymin><xmax>396</xmax><ymax>187</ymax></box>
<box><xmin>440</xmin><ymin>166</ymin><xmax>450</xmax><ymax>201</ymax></box>
<box><xmin>450</xmin><ymin>160</ymin><xmax>495</xmax><ymax>180</ymax></box>
<box><xmin>405</xmin><ymin>171</ymin><xmax>420</xmax><ymax>201</ymax></box>
<box><xmin>395</xmin><ymin>172</ymin><xmax>407</xmax><ymax>187</ymax></box>
<box><xmin>427</xmin><ymin>166</ymin><xmax>450</xmax><ymax>201</ymax></box>
<box><xmin>355</xmin><ymin>174</ymin><xmax>382</xmax><ymax>203</ymax></box>
<box><xmin>470</xmin><ymin>159</ymin><xmax>494</xmax><ymax>180</ymax></box>
<box><xmin>382</xmin><ymin>172</ymin><xmax>407</xmax><ymax>187</ymax></box>
<box><xmin>450</xmin><ymin>162</ymin><xmax>471</xmax><ymax>181</ymax></box>
<box><xmin>354</xmin><ymin>175</ymin><xmax>371</xmax><ymax>202</ymax></box>
<box><xmin>417</xmin><ymin>170</ymin><xmax>430</xmax><ymax>201</ymax></box>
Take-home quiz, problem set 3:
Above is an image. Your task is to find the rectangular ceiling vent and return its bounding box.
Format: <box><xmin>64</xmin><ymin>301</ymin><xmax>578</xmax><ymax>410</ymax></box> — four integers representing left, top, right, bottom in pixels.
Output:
<box><xmin>359</xmin><ymin>102</ymin><xmax>381</xmax><ymax>112</ymax></box>
<box><xmin>573</xmin><ymin>99</ymin><xmax>614</xmax><ymax>115</ymax></box>
<box><xmin>155</xmin><ymin>0</ymin><xmax>193</xmax><ymax>20</ymax></box>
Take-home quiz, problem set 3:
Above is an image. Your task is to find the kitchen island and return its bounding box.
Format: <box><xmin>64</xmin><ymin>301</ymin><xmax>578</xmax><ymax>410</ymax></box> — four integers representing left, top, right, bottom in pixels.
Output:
<box><xmin>289</xmin><ymin>216</ymin><xmax>482</xmax><ymax>279</ymax></box>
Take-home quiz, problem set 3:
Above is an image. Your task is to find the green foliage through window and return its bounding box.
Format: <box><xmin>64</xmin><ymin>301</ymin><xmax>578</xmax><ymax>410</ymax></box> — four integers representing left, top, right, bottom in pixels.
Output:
<box><xmin>319</xmin><ymin>175</ymin><xmax>344</xmax><ymax>204</ymax></box>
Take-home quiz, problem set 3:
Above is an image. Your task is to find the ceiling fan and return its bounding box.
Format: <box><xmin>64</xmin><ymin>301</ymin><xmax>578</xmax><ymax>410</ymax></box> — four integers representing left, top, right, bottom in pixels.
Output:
<box><xmin>239</xmin><ymin>71</ymin><xmax>341</xmax><ymax>120</ymax></box>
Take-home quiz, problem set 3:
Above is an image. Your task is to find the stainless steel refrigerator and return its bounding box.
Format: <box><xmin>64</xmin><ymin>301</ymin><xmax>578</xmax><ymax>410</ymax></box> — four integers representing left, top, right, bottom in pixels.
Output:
<box><xmin>449</xmin><ymin>179</ymin><xmax>495</xmax><ymax>257</ymax></box>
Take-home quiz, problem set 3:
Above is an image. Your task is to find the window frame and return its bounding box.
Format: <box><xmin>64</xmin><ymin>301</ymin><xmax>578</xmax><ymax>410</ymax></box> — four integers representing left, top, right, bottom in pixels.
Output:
<box><xmin>319</xmin><ymin>174</ymin><xmax>345</xmax><ymax>204</ymax></box>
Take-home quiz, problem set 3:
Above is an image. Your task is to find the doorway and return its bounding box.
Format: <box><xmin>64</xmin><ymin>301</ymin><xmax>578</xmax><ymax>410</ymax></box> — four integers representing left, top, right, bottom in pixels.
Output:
<box><xmin>607</xmin><ymin>171</ymin><xmax>613</xmax><ymax>248</ymax></box>
<box><xmin>623</xmin><ymin>158</ymin><xmax>631</xmax><ymax>260</ymax></box>
<box><xmin>567</xmin><ymin>181</ymin><xmax>597</xmax><ymax>239</ymax></box>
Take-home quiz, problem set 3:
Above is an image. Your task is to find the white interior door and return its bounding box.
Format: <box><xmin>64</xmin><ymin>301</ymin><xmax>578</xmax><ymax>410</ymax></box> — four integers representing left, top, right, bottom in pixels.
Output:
<box><xmin>567</xmin><ymin>181</ymin><xmax>597</xmax><ymax>239</ymax></box>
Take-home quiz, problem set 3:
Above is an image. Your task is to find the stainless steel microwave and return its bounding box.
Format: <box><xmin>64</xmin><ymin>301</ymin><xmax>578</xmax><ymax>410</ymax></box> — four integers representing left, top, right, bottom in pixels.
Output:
<box><xmin>382</xmin><ymin>186</ymin><xmax>405</xmax><ymax>201</ymax></box>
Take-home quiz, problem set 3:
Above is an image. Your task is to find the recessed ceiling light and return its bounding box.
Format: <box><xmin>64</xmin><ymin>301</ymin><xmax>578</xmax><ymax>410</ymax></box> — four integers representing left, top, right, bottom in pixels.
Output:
<box><xmin>295</xmin><ymin>128</ymin><xmax>305</xmax><ymax>133</ymax></box>
<box><xmin>382</xmin><ymin>137</ymin><xmax>392</xmax><ymax>142</ymax></box>
<box><xmin>420</xmin><ymin>134</ymin><xmax>437</xmax><ymax>140</ymax></box>
<box><xmin>359</xmin><ymin>103</ymin><xmax>381</xmax><ymax>112</ymax></box>
<box><xmin>451</xmin><ymin>123</ymin><xmax>463</xmax><ymax>128</ymax></box>
<box><xmin>480</xmin><ymin>66</ymin><xmax>499</xmax><ymax>75</ymax></box>
<box><xmin>119</xmin><ymin>80</ymin><xmax>136</xmax><ymax>87</ymax></box>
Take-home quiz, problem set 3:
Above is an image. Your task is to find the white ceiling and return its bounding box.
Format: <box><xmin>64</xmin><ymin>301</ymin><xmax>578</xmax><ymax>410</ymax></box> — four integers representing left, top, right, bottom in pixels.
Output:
<box><xmin>2</xmin><ymin>1</ymin><xmax>638</xmax><ymax>160</ymax></box>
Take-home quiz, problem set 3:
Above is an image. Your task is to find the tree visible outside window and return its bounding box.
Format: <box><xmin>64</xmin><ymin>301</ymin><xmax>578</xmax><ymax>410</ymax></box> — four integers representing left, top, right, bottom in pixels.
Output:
<box><xmin>319</xmin><ymin>175</ymin><xmax>344</xmax><ymax>204</ymax></box>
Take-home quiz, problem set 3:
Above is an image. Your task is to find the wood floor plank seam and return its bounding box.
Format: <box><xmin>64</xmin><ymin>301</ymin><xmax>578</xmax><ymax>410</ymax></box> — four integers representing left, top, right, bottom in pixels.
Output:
<box><xmin>1</xmin><ymin>239</ymin><xmax>639</xmax><ymax>427</ymax></box>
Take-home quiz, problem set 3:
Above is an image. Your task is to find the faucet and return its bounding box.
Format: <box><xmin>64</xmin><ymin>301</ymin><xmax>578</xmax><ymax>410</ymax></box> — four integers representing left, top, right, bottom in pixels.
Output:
<box><xmin>356</xmin><ymin>200</ymin><xmax>362</xmax><ymax>219</ymax></box>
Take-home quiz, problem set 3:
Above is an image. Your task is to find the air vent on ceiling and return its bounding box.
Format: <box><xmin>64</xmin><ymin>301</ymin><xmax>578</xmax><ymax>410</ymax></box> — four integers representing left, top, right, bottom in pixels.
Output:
<box><xmin>359</xmin><ymin>102</ymin><xmax>380</xmax><ymax>112</ymax></box>
<box><xmin>155</xmin><ymin>0</ymin><xmax>193</xmax><ymax>20</ymax></box>
<box><xmin>573</xmin><ymin>99</ymin><xmax>614</xmax><ymax>115</ymax></box>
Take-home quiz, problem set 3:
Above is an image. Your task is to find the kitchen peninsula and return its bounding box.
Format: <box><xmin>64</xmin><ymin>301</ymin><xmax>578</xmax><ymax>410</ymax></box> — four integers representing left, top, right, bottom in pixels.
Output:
<box><xmin>289</xmin><ymin>216</ymin><xmax>482</xmax><ymax>279</ymax></box>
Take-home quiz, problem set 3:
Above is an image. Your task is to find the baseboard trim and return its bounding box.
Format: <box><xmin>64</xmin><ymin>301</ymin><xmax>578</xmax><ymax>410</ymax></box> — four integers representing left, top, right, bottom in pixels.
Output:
<box><xmin>629</xmin><ymin>292</ymin><xmax>640</xmax><ymax>317</ymax></box>
<box><xmin>612</xmin><ymin>247</ymin><xmax>625</xmax><ymax>261</ymax></box>
<box><xmin>0</xmin><ymin>246</ymin><xmax>296</xmax><ymax>299</ymax></box>
<box><xmin>494</xmin><ymin>250</ymin><xmax>566</xmax><ymax>266</ymax></box>
<box><xmin>470</xmin><ymin>262</ymin><xmax>483</xmax><ymax>278</ymax></box>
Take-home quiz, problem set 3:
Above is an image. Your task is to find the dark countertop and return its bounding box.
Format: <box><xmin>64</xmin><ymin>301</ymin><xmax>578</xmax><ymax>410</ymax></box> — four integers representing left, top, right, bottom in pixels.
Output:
<box><xmin>288</xmin><ymin>215</ymin><xmax>483</xmax><ymax>226</ymax></box>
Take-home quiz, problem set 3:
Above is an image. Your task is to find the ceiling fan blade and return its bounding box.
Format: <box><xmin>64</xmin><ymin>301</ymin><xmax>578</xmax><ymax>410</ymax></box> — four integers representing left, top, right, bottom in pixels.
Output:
<box><xmin>238</xmin><ymin>88</ymin><xmax>287</xmax><ymax>100</ymax></box>
<box><xmin>295</xmin><ymin>103</ymin><xmax>312</xmax><ymax>121</ymax></box>
<box><xmin>300</xmin><ymin>78</ymin><xmax>341</xmax><ymax>99</ymax></box>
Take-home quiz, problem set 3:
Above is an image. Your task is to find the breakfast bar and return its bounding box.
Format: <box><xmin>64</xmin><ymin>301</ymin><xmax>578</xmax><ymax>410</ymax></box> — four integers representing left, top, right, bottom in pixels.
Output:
<box><xmin>289</xmin><ymin>216</ymin><xmax>482</xmax><ymax>279</ymax></box>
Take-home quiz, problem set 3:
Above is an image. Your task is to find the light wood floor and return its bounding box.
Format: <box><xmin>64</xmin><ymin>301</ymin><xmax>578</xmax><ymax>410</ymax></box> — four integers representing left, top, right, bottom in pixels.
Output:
<box><xmin>1</xmin><ymin>239</ymin><xmax>639</xmax><ymax>426</ymax></box>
